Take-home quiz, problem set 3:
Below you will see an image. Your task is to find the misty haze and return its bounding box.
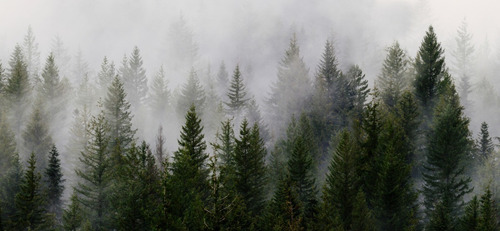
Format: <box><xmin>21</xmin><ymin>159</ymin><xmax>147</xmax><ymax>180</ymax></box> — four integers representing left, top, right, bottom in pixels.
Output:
<box><xmin>1</xmin><ymin>0</ymin><xmax>500</xmax><ymax>230</ymax></box>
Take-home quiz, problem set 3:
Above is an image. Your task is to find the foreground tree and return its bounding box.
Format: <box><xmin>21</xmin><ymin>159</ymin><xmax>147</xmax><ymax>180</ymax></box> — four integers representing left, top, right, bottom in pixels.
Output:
<box><xmin>45</xmin><ymin>145</ymin><xmax>64</xmax><ymax>221</ymax></box>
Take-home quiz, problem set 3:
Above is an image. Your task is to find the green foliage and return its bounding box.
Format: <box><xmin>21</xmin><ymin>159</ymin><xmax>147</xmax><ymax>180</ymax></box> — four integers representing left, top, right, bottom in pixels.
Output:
<box><xmin>478</xmin><ymin>186</ymin><xmax>498</xmax><ymax>231</ymax></box>
<box><xmin>267</xmin><ymin>175</ymin><xmax>303</xmax><ymax>231</ymax></box>
<box><xmin>477</xmin><ymin>122</ymin><xmax>493</xmax><ymax>162</ymax></box>
<box><xmin>414</xmin><ymin>26</ymin><xmax>446</xmax><ymax>114</ymax></box>
<box><xmin>0</xmin><ymin>152</ymin><xmax>22</xmax><ymax>230</ymax></box>
<box><xmin>63</xmin><ymin>192</ymin><xmax>83</xmax><ymax>231</ymax></box>
<box><xmin>225</xmin><ymin>65</ymin><xmax>248</xmax><ymax>114</ymax></box>
<box><xmin>461</xmin><ymin>196</ymin><xmax>479</xmax><ymax>231</ymax></box>
<box><xmin>14</xmin><ymin>153</ymin><xmax>49</xmax><ymax>231</ymax></box>
<box><xmin>377</xmin><ymin>41</ymin><xmax>410</xmax><ymax>109</ymax></box>
<box><xmin>5</xmin><ymin>45</ymin><xmax>30</xmax><ymax>101</ymax></box>
<box><xmin>0</xmin><ymin>113</ymin><xmax>16</xmax><ymax>177</ymax></box>
<box><xmin>345</xmin><ymin>65</ymin><xmax>369</xmax><ymax>122</ymax></box>
<box><xmin>104</xmin><ymin>76</ymin><xmax>136</xmax><ymax>151</ymax></box>
<box><xmin>44</xmin><ymin>145</ymin><xmax>64</xmax><ymax>220</ymax></box>
<box><xmin>351</xmin><ymin>190</ymin><xmax>375</xmax><ymax>231</ymax></box>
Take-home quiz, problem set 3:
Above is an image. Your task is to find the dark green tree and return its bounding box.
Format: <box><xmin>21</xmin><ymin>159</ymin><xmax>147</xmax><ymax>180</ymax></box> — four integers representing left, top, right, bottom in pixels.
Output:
<box><xmin>345</xmin><ymin>64</ymin><xmax>369</xmax><ymax>122</ymax></box>
<box><xmin>75</xmin><ymin>110</ymin><xmax>112</xmax><ymax>231</ymax></box>
<box><xmin>423</xmin><ymin>84</ymin><xmax>472</xmax><ymax>226</ymax></box>
<box><xmin>0</xmin><ymin>152</ymin><xmax>22</xmax><ymax>229</ymax></box>
<box><xmin>351</xmin><ymin>190</ymin><xmax>375</xmax><ymax>231</ymax></box>
<box><xmin>377</xmin><ymin>41</ymin><xmax>410</xmax><ymax>109</ymax></box>
<box><xmin>14</xmin><ymin>153</ymin><xmax>49</xmax><ymax>231</ymax></box>
<box><xmin>478</xmin><ymin>186</ymin><xmax>498</xmax><ymax>231</ymax></box>
<box><xmin>45</xmin><ymin>145</ymin><xmax>64</xmax><ymax>220</ymax></box>
<box><xmin>320</xmin><ymin>130</ymin><xmax>359</xmax><ymax>230</ymax></box>
<box><xmin>104</xmin><ymin>76</ymin><xmax>136</xmax><ymax>151</ymax></box>
<box><xmin>225</xmin><ymin>65</ymin><xmax>248</xmax><ymax>115</ymax></box>
<box><xmin>461</xmin><ymin>196</ymin><xmax>479</xmax><ymax>231</ymax></box>
<box><xmin>63</xmin><ymin>192</ymin><xmax>83</xmax><ymax>231</ymax></box>
<box><xmin>22</xmin><ymin>104</ymin><xmax>52</xmax><ymax>171</ymax></box>
<box><xmin>177</xmin><ymin>68</ymin><xmax>205</xmax><ymax>116</ymax></box>
<box><xmin>167</xmin><ymin>105</ymin><xmax>208</xmax><ymax>230</ymax></box>
<box><xmin>477</xmin><ymin>122</ymin><xmax>493</xmax><ymax>161</ymax></box>
<box><xmin>233</xmin><ymin>120</ymin><xmax>267</xmax><ymax>221</ymax></box>
<box><xmin>122</xmin><ymin>46</ymin><xmax>148</xmax><ymax>109</ymax></box>
<box><xmin>212</xmin><ymin>119</ymin><xmax>235</xmax><ymax>172</ymax></box>
<box><xmin>414</xmin><ymin>26</ymin><xmax>446</xmax><ymax>115</ymax></box>
<box><xmin>267</xmin><ymin>175</ymin><xmax>303</xmax><ymax>231</ymax></box>
<box><xmin>0</xmin><ymin>112</ymin><xmax>17</xmax><ymax>177</ymax></box>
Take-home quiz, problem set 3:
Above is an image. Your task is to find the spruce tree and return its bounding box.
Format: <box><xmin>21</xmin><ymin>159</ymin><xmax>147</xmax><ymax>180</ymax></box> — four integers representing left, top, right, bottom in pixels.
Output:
<box><xmin>477</xmin><ymin>122</ymin><xmax>493</xmax><ymax>162</ymax></box>
<box><xmin>75</xmin><ymin>110</ymin><xmax>112</xmax><ymax>231</ymax></box>
<box><xmin>423</xmin><ymin>84</ymin><xmax>472</xmax><ymax>225</ymax></box>
<box><xmin>167</xmin><ymin>105</ymin><xmax>208</xmax><ymax>230</ymax></box>
<box><xmin>14</xmin><ymin>153</ymin><xmax>49</xmax><ymax>230</ymax></box>
<box><xmin>45</xmin><ymin>145</ymin><xmax>64</xmax><ymax>220</ymax></box>
<box><xmin>414</xmin><ymin>26</ymin><xmax>446</xmax><ymax>115</ymax></box>
<box><xmin>149</xmin><ymin>66</ymin><xmax>170</xmax><ymax>116</ymax></box>
<box><xmin>104</xmin><ymin>76</ymin><xmax>136</xmax><ymax>151</ymax></box>
<box><xmin>267</xmin><ymin>33</ymin><xmax>311</xmax><ymax>137</ymax></box>
<box><xmin>0</xmin><ymin>152</ymin><xmax>22</xmax><ymax>229</ymax></box>
<box><xmin>39</xmin><ymin>53</ymin><xmax>67</xmax><ymax>123</ymax></box>
<box><xmin>154</xmin><ymin>125</ymin><xmax>167</xmax><ymax>170</ymax></box>
<box><xmin>177</xmin><ymin>68</ymin><xmax>206</xmax><ymax>116</ymax></box>
<box><xmin>6</xmin><ymin>45</ymin><xmax>30</xmax><ymax>135</ymax></box>
<box><xmin>225</xmin><ymin>65</ymin><xmax>248</xmax><ymax>115</ymax></box>
<box><xmin>63</xmin><ymin>192</ymin><xmax>83</xmax><ymax>231</ymax></box>
<box><xmin>122</xmin><ymin>46</ymin><xmax>148</xmax><ymax>109</ymax></box>
<box><xmin>0</xmin><ymin>62</ymin><xmax>5</xmax><ymax>94</ymax></box>
<box><xmin>267</xmin><ymin>175</ymin><xmax>303</xmax><ymax>231</ymax></box>
<box><xmin>478</xmin><ymin>186</ymin><xmax>498</xmax><ymax>231</ymax></box>
<box><xmin>345</xmin><ymin>64</ymin><xmax>369</xmax><ymax>122</ymax></box>
<box><xmin>216</xmin><ymin>61</ymin><xmax>229</xmax><ymax>99</ymax></box>
<box><xmin>377</xmin><ymin>41</ymin><xmax>410</xmax><ymax>109</ymax></box>
<box><xmin>233</xmin><ymin>120</ymin><xmax>267</xmax><ymax>219</ymax></box>
<box><xmin>22</xmin><ymin>25</ymin><xmax>40</xmax><ymax>84</ymax></box>
<box><xmin>96</xmin><ymin>57</ymin><xmax>116</xmax><ymax>94</ymax></box>
<box><xmin>320</xmin><ymin>130</ymin><xmax>359</xmax><ymax>230</ymax></box>
<box><xmin>0</xmin><ymin>112</ymin><xmax>17</xmax><ymax>176</ymax></box>
<box><xmin>22</xmin><ymin>104</ymin><xmax>52</xmax><ymax>171</ymax></box>
<box><xmin>212</xmin><ymin>119</ymin><xmax>235</xmax><ymax>171</ymax></box>
<box><xmin>351</xmin><ymin>190</ymin><xmax>375</xmax><ymax>231</ymax></box>
<box><xmin>461</xmin><ymin>195</ymin><xmax>479</xmax><ymax>230</ymax></box>
<box><xmin>452</xmin><ymin>20</ymin><xmax>474</xmax><ymax>112</ymax></box>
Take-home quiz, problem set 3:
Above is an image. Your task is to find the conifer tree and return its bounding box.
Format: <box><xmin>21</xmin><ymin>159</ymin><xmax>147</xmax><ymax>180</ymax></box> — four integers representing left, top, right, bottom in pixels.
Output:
<box><xmin>346</xmin><ymin>64</ymin><xmax>369</xmax><ymax>122</ymax></box>
<box><xmin>22</xmin><ymin>26</ymin><xmax>40</xmax><ymax>84</ymax></box>
<box><xmin>461</xmin><ymin>196</ymin><xmax>479</xmax><ymax>231</ymax></box>
<box><xmin>39</xmin><ymin>53</ymin><xmax>67</xmax><ymax>123</ymax></box>
<box><xmin>423</xmin><ymin>83</ymin><xmax>472</xmax><ymax>225</ymax></box>
<box><xmin>377</xmin><ymin>42</ymin><xmax>410</xmax><ymax>109</ymax></box>
<box><xmin>351</xmin><ymin>190</ymin><xmax>375</xmax><ymax>231</ymax></box>
<box><xmin>167</xmin><ymin>105</ymin><xmax>208</xmax><ymax>230</ymax></box>
<box><xmin>96</xmin><ymin>57</ymin><xmax>116</xmax><ymax>94</ymax></box>
<box><xmin>75</xmin><ymin>110</ymin><xmax>112</xmax><ymax>231</ymax></box>
<box><xmin>216</xmin><ymin>61</ymin><xmax>229</xmax><ymax>99</ymax></box>
<box><xmin>267</xmin><ymin>34</ymin><xmax>311</xmax><ymax>137</ymax></box>
<box><xmin>478</xmin><ymin>186</ymin><xmax>498</xmax><ymax>231</ymax></box>
<box><xmin>45</xmin><ymin>145</ymin><xmax>64</xmax><ymax>220</ymax></box>
<box><xmin>22</xmin><ymin>104</ymin><xmax>52</xmax><ymax>171</ymax></box>
<box><xmin>72</xmin><ymin>48</ymin><xmax>90</xmax><ymax>84</ymax></box>
<box><xmin>149</xmin><ymin>66</ymin><xmax>170</xmax><ymax>116</ymax></box>
<box><xmin>477</xmin><ymin>122</ymin><xmax>493</xmax><ymax>162</ymax></box>
<box><xmin>166</xmin><ymin>16</ymin><xmax>198</xmax><ymax>71</ymax></box>
<box><xmin>225</xmin><ymin>65</ymin><xmax>248</xmax><ymax>115</ymax></box>
<box><xmin>267</xmin><ymin>175</ymin><xmax>303</xmax><ymax>231</ymax></box>
<box><xmin>122</xmin><ymin>46</ymin><xmax>148</xmax><ymax>109</ymax></box>
<box><xmin>0</xmin><ymin>112</ymin><xmax>16</xmax><ymax>176</ymax></box>
<box><xmin>452</xmin><ymin>20</ymin><xmax>474</xmax><ymax>112</ymax></box>
<box><xmin>14</xmin><ymin>153</ymin><xmax>49</xmax><ymax>231</ymax></box>
<box><xmin>154</xmin><ymin>125</ymin><xmax>167</xmax><ymax>170</ymax></box>
<box><xmin>104</xmin><ymin>76</ymin><xmax>136</xmax><ymax>151</ymax></box>
<box><xmin>212</xmin><ymin>119</ymin><xmax>235</xmax><ymax>170</ymax></box>
<box><xmin>320</xmin><ymin>130</ymin><xmax>359</xmax><ymax>230</ymax></box>
<box><xmin>51</xmin><ymin>36</ymin><xmax>71</xmax><ymax>78</ymax></box>
<box><xmin>6</xmin><ymin>45</ymin><xmax>30</xmax><ymax>135</ymax></box>
<box><xmin>0</xmin><ymin>63</ymin><xmax>5</xmax><ymax>94</ymax></box>
<box><xmin>233</xmin><ymin>120</ymin><xmax>267</xmax><ymax>219</ymax></box>
<box><xmin>63</xmin><ymin>192</ymin><xmax>83</xmax><ymax>231</ymax></box>
<box><xmin>414</xmin><ymin>26</ymin><xmax>446</xmax><ymax>115</ymax></box>
<box><xmin>0</xmin><ymin>152</ymin><xmax>22</xmax><ymax>229</ymax></box>
<box><xmin>177</xmin><ymin>68</ymin><xmax>206</xmax><ymax>116</ymax></box>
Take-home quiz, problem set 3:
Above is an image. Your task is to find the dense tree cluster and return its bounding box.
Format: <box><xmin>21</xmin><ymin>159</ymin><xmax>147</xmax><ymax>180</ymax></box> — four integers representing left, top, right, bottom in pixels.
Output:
<box><xmin>0</xmin><ymin>24</ymin><xmax>498</xmax><ymax>231</ymax></box>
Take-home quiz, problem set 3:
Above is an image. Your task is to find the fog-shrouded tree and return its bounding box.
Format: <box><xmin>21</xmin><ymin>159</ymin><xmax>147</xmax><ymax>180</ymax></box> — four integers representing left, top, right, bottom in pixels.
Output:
<box><xmin>267</xmin><ymin>33</ymin><xmax>312</xmax><ymax>138</ymax></box>
<box><xmin>63</xmin><ymin>192</ymin><xmax>83</xmax><ymax>231</ymax></box>
<box><xmin>423</xmin><ymin>83</ymin><xmax>472</xmax><ymax>227</ymax></box>
<box><xmin>22</xmin><ymin>104</ymin><xmax>53</xmax><ymax>171</ymax></box>
<box><xmin>39</xmin><ymin>53</ymin><xmax>68</xmax><ymax>125</ymax></box>
<box><xmin>452</xmin><ymin>20</ymin><xmax>474</xmax><ymax>112</ymax></box>
<box><xmin>6</xmin><ymin>45</ymin><xmax>31</xmax><ymax>135</ymax></box>
<box><xmin>122</xmin><ymin>46</ymin><xmax>148</xmax><ymax>110</ymax></box>
<box><xmin>72</xmin><ymin>48</ymin><xmax>90</xmax><ymax>85</ymax></box>
<box><xmin>0</xmin><ymin>62</ymin><xmax>5</xmax><ymax>94</ymax></box>
<box><xmin>345</xmin><ymin>64</ymin><xmax>370</xmax><ymax>122</ymax></box>
<box><xmin>0</xmin><ymin>152</ymin><xmax>22</xmax><ymax>229</ymax></box>
<box><xmin>22</xmin><ymin>25</ymin><xmax>40</xmax><ymax>85</ymax></box>
<box><xmin>51</xmin><ymin>35</ymin><xmax>71</xmax><ymax>78</ymax></box>
<box><xmin>154</xmin><ymin>125</ymin><xmax>167</xmax><ymax>170</ymax></box>
<box><xmin>97</xmin><ymin>57</ymin><xmax>116</xmax><ymax>95</ymax></box>
<box><xmin>14</xmin><ymin>153</ymin><xmax>50</xmax><ymax>231</ymax></box>
<box><xmin>104</xmin><ymin>76</ymin><xmax>136</xmax><ymax>151</ymax></box>
<box><xmin>377</xmin><ymin>41</ymin><xmax>410</xmax><ymax>109</ymax></box>
<box><xmin>0</xmin><ymin>112</ymin><xmax>17</xmax><ymax>177</ymax></box>
<box><xmin>75</xmin><ymin>109</ymin><xmax>112</xmax><ymax>231</ymax></box>
<box><xmin>245</xmin><ymin>98</ymin><xmax>270</xmax><ymax>143</ymax></box>
<box><xmin>149</xmin><ymin>66</ymin><xmax>171</xmax><ymax>117</ymax></box>
<box><xmin>414</xmin><ymin>26</ymin><xmax>446</xmax><ymax>117</ymax></box>
<box><xmin>166</xmin><ymin>15</ymin><xmax>198</xmax><ymax>72</ymax></box>
<box><xmin>477</xmin><ymin>122</ymin><xmax>493</xmax><ymax>162</ymax></box>
<box><xmin>177</xmin><ymin>68</ymin><xmax>205</xmax><ymax>116</ymax></box>
<box><xmin>225</xmin><ymin>65</ymin><xmax>248</xmax><ymax>116</ymax></box>
<box><xmin>216</xmin><ymin>61</ymin><xmax>229</xmax><ymax>100</ymax></box>
<box><xmin>44</xmin><ymin>145</ymin><xmax>64</xmax><ymax>221</ymax></box>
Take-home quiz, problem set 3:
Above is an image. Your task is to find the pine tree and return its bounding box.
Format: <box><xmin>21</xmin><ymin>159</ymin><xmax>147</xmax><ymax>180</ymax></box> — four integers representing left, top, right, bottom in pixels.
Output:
<box><xmin>0</xmin><ymin>152</ymin><xmax>22</xmax><ymax>229</ymax></box>
<box><xmin>166</xmin><ymin>15</ymin><xmax>198</xmax><ymax>71</ymax></box>
<box><xmin>212</xmin><ymin>119</ymin><xmax>235</xmax><ymax>170</ymax></box>
<box><xmin>478</xmin><ymin>186</ymin><xmax>498</xmax><ymax>231</ymax></box>
<box><xmin>96</xmin><ymin>57</ymin><xmax>116</xmax><ymax>94</ymax></box>
<box><xmin>423</xmin><ymin>83</ymin><xmax>472</xmax><ymax>224</ymax></box>
<box><xmin>245</xmin><ymin>98</ymin><xmax>270</xmax><ymax>143</ymax></box>
<box><xmin>177</xmin><ymin>68</ymin><xmax>205</xmax><ymax>116</ymax></box>
<box><xmin>225</xmin><ymin>65</ymin><xmax>248</xmax><ymax>115</ymax></box>
<box><xmin>345</xmin><ymin>64</ymin><xmax>370</xmax><ymax>122</ymax></box>
<box><xmin>233</xmin><ymin>120</ymin><xmax>267</xmax><ymax>219</ymax></box>
<box><xmin>72</xmin><ymin>48</ymin><xmax>90</xmax><ymax>85</ymax></box>
<box><xmin>267</xmin><ymin>33</ymin><xmax>311</xmax><ymax>137</ymax></box>
<box><xmin>477</xmin><ymin>122</ymin><xmax>493</xmax><ymax>162</ymax></box>
<box><xmin>51</xmin><ymin>36</ymin><xmax>71</xmax><ymax>78</ymax></box>
<box><xmin>39</xmin><ymin>53</ymin><xmax>67</xmax><ymax>123</ymax></box>
<box><xmin>22</xmin><ymin>104</ymin><xmax>53</xmax><ymax>171</ymax></box>
<box><xmin>45</xmin><ymin>145</ymin><xmax>64</xmax><ymax>220</ymax></box>
<box><xmin>267</xmin><ymin>175</ymin><xmax>303</xmax><ymax>231</ymax></box>
<box><xmin>0</xmin><ymin>112</ymin><xmax>16</xmax><ymax>176</ymax></box>
<box><xmin>22</xmin><ymin>25</ymin><xmax>40</xmax><ymax>84</ymax></box>
<box><xmin>351</xmin><ymin>190</ymin><xmax>375</xmax><ymax>231</ymax></box>
<box><xmin>75</xmin><ymin>110</ymin><xmax>112</xmax><ymax>231</ymax></box>
<box><xmin>5</xmin><ymin>45</ymin><xmax>30</xmax><ymax>135</ymax></box>
<box><xmin>63</xmin><ymin>192</ymin><xmax>83</xmax><ymax>231</ymax></box>
<box><xmin>14</xmin><ymin>153</ymin><xmax>49</xmax><ymax>230</ymax></box>
<box><xmin>104</xmin><ymin>76</ymin><xmax>136</xmax><ymax>151</ymax></box>
<box><xmin>149</xmin><ymin>66</ymin><xmax>170</xmax><ymax>116</ymax></box>
<box><xmin>167</xmin><ymin>105</ymin><xmax>208</xmax><ymax>230</ymax></box>
<box><xmin>320</xmin><ymin>130</ymin><xmax>359</xmax><ymax>230</ymax></box>
<box><xmin>461</xmin><ymin>196</ymin><xmax>479</xmax><ymax>231</ymax></box>
<box><xmin>414</xmin><ymin>26</ymin><xmax>446</xmax><ymax>115</ymax></box>
<box><xmin>122</xmin><ymin>46</ymin><xmax>148</xmax><ymax>109</ymax></box>
<box><xmin>452</xmin><ymin>20</ymin><xmax>474</xmax><ymax>112</ymax></box>
<box><xmin>377</xmin><ymin>41</ymin><xmax>410</xmax><ymax>109</ymax></box>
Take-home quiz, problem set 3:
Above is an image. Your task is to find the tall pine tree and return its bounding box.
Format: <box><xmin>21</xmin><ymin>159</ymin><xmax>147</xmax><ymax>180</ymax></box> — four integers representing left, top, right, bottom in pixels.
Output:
<box><xmin>45</xmin><ymin>145</ymin><xmax>64</xmax><ymax>221</ymax></box>
<box><xmin>377</xmin><ymin>41</ymin><xmax>410</xmax><ymax>109</ymax></box>
<box><xmin>225</xmin><ymin>65</ymin><xmax>248</xmax><ymax>115</ymax></box>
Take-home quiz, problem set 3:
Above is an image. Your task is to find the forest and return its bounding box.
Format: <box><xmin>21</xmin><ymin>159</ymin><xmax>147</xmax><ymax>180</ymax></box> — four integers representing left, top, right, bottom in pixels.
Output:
<box><xmin>1</xmin><ymin>1</ymin><xmax>500</xmax><ymax>231</ymax></box>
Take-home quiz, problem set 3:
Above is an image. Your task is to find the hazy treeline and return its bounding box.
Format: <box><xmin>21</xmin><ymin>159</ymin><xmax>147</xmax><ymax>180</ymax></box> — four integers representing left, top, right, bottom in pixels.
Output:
<box><xmin>0</xmin><ymin>20</ymin><xmax>500</xmax><ymax>230</ymax></box>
